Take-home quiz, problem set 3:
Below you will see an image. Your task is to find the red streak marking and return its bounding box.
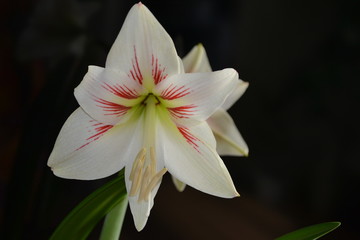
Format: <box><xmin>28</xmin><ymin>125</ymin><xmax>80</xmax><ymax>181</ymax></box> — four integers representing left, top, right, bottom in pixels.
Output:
<box><xmin>152</xmin><ymin>54</ymin><xmax>168</xmax><ymax>84</ymax></box>
<box><xmin>178</xmin><ymin>127</ymin><xmax>200</xmax><ymax>152</ymax></box>
<box><xmin>128</xmin><ymin>46</ymin><xmax>143</xmax><ymax>84</ymax></box>
<box><xmin>95</xmin><ymin>98</ymin><xmax>130</xmax><ymax>116</ymax></box>
<box><xmin>169</xmin><ymin>104</ymin><xmax>196</xmax><ymax>119</ymax></box>
<box><xmin>87</xmin><ymin>123</ymin><xmax>113</xmax><ymax>140</ymax></box>
<box><xmin>102</xmin><ymin>83</ymin><xmax>139</xmax><ymax>99</ymax></box>
<box><xmin>76</xmin><ymin>121</ymin><xmax>113</xmax><ymax>150</ymax></box>
<box><xmin>161</xmin><ymin>84</ymin><xmax>190</xmax><ymax>100</ymax></box>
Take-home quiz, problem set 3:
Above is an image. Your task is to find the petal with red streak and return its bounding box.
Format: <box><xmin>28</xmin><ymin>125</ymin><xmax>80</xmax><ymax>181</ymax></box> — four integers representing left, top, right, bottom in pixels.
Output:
<box><xmin>105</xmin><ymin>3</ymin><xmax>181</xmax><ymax>87</ymax></box>
<box><xmin>156</xmin><ymin>109</ymin><xmax>238</xmax><ymax>198</ymax></box>
<box><xmin>48</xmin><ymin>107</ymin><xmax>144</xmax><ymax>180</ymax></box>
<box><xmin>155</xmin><ymin>69</ymin><xmax>238</xmax><ymax>126</ymax></box>
<box><xmin>75</xmin><ymin>66</ymin><xmax>145</xmax><ymax>125</ymax></box>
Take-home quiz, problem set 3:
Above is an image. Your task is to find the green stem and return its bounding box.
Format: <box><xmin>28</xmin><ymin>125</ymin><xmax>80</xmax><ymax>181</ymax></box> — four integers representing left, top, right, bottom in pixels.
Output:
<box><xmin>100</xmin><ymin>196</ymin><xmax>128</xmax><ymax>240</ymax></box>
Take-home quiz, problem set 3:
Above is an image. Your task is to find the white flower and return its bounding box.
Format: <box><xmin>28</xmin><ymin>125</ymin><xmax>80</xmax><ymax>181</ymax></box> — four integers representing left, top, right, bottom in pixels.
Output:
<box><xmin>48</xmin><ymin>3</ymin><xmax>240</xmax><ymax>231</ymax></box>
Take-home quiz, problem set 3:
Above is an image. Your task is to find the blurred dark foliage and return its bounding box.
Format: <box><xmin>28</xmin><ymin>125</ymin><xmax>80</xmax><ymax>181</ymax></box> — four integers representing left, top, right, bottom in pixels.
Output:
<box><xmin>0</xmin><ymin>0</ymin><xmax>359</xmax><ymax>239</ymax></box>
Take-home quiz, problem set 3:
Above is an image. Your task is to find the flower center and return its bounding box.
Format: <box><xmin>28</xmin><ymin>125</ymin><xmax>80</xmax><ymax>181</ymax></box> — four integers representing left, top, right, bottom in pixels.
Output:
<box><xmin>142</xmin><ymin>92</ymin><xmax>160</xmax><ymax>105</ymax></box>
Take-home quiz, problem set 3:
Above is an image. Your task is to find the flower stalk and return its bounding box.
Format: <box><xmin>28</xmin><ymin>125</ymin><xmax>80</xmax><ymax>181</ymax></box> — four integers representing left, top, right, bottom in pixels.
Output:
<box><xmin>100</xmin><ymin>197</ymin><xmax>128</xmax><ymax>240</ymax></box>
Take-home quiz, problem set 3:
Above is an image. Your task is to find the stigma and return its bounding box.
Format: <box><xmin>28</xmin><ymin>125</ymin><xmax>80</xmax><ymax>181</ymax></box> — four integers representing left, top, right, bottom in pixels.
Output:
<box><xmin>129</xmin><ymin>147</ymin><xmax>167</xmax><ymax>202</ymax></box>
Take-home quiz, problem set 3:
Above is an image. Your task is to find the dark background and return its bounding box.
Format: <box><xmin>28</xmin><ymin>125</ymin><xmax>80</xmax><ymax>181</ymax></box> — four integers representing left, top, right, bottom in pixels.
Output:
<box><xmin>1</xmin><ymin>0</ymin><xmax>359</xmax><ymax>239</ymax></box>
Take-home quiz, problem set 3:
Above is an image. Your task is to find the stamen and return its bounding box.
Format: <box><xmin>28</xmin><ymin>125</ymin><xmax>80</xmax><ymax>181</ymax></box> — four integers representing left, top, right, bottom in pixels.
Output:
<box><xmin>138</xmin><ymin>165</ymin><xmax>151</xmax><ymax>200</ymax></box>
<box><xmin>129</xmin><ymin>147</ymin><xmax>168</xmax><ymax>202</ymax></box>
<box><xmin>129</xmin><ymin>167</ymin><xmax>143</xmax><ymax>196</ymax></box>
<box><xmin>138</xmin><ymin>168</ymin><xmax>167</xmax><ymax>202</ymax></box>
<box><xmin>129</xmin><ymin>148</ymin><xmax>146</xmax><ymax>181</ymax></box>
<box><xmin>129</xmin><ymin>148</ymin><xmax>146</xmax><ymax>196</ymax></box>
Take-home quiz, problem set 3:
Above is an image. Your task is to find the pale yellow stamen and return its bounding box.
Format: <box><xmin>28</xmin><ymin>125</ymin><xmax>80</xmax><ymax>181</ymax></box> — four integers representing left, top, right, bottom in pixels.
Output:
<box><xmin>139</xmin><ymin>168</ymin><xmax>167</xmax><ymax>202</ymax></box>
<box><xmin>129</xmin><ymin>148</ymin><xmax>146</xmax><ymax>181</ymax></box>
<box><xmin>129</xmin><ymin>147</ymin><xmax>167</xmax><ymax>202</ymax></box>
<box><xmin>138</xmin><ymin>165</ymin><xmax>151</xmax><ymax>197</ymax></box>
<box><xmin>129</xmin><ymin>167</ymin><xmax>143</xmax><ymax>196</ymax></box>
<box><xmin>129</xmin><ymin>148</ymin><xmax>146</xmax><ymax>196</ymax></box>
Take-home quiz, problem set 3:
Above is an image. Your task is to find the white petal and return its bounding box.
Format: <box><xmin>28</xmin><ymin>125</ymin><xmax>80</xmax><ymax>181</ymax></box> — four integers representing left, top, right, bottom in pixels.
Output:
<box><xmin>48</xmin><ymin>108</ymin><xmax>144</xmax><ymax>180</ymax></box>
<box><xmin>74</xmin><ymin>66</ymin><xmax>145</xmax><ymax>125</ymax></box>
<box><xmin>127</xmin><ymin>196</ymin><xmax>151</xmax><ymax>231</ymax></box>
<box><xmin>222</xmin><ymin>81</ymin><xmax>249</xmax><ymax>111</ymax></box>
<box><xmin>182</xmin><ymin>45</ymin><xmax>248</xmax><ymax>111</ymax></box>
<box><xmin>105</xmin><ymin>3</ymin><xmax>181</xmax><ymax>87</ymax></box>
<box><xmin>157</xmin><ymin>110</ymin><xmax>238</xmax><ymax>198</ymax></box>
<box><xmin>207</xmin><ymin>108</ymin><xmax>249</xmax><ymax>156</ymax></box>
<box><xmin>182</xmin><ymin>44</ymin><xmax>212</xmax><ymax>73</ymax></box>
<box><xmin>155</xmin><ymin>69</ymin><xmax>238</xmax><ymax>126</ymax></box>
<box><xmin>171</xmin><ymin>176</ymin><xmax>186</xmax><ymax>192</ymax></box>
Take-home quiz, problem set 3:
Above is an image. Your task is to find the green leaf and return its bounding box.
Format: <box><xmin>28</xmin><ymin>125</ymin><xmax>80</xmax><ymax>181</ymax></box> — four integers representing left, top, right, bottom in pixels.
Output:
<box><xmin>275</xmin><ymin>222</ymin><xmax>341</xmax><ymax>240</ymax></box>
<box><xmin>50</xmin><ymin>171</ymin><xmax>127</xmax><ymax>240</ymax></box>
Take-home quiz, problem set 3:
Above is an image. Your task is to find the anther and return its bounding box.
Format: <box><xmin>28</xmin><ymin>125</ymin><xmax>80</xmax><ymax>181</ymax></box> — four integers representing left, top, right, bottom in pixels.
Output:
<box><xmin>129</xmin><ymin>167</ymin><xmax>143</xmax><ymax>196</ymax></box>
<box><xmin>138</xmin><ymin>165</ymin><xmax>151</xmax><ymax>200</ymax></box>
<box><xmin>129</xmin><ymin>148</ymin><xmax>146</xmax><ymax>181</ymax></box>
<box><xmin>138</xmin><ymin>168</ymin><xmax>167</xmax><ymax>202</ymax></box>
<box><xmin>129</xmin><ymin>148</ymin><xmax>146</xmax><ymax>196</ymax></box>
<box><xmin>129</xmin><ymin>147</ymin><xmax>168</xmax><ymax>202</ymax></box>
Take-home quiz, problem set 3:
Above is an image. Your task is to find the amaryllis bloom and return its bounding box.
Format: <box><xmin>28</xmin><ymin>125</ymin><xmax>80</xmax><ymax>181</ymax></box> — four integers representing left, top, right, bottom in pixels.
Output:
<box><xmin>172</xmin><ymin>44</ymin><xmax>249</xmax><ymax>191</ymax></box>
<box><xmin>48</xmin><ymin>3</ymin><xmax>240</xmax><ymax>231</ymax></box>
